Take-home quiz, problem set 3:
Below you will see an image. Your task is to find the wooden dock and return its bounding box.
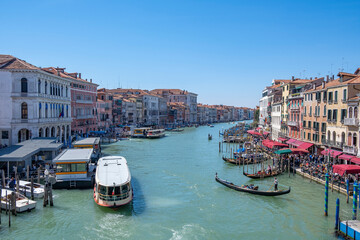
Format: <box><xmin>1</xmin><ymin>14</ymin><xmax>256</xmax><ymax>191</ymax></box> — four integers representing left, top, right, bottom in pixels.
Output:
<box><xmin>296</xmin><ymin>168</ymin><xmax>349</xmax><ymax>196</ymax></box>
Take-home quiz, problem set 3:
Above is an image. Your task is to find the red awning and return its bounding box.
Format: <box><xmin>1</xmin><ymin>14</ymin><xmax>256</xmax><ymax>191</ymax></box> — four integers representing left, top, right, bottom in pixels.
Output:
<box><xmin>278</xmin><ymin>137</ymin><xmax>287</xmax><ymax>142</ymax></box>
<box><xmin>333</xmin><ymin>164</ymin><xmax>360</xmax><ymax>176</ymax></box>
<box><xmin>351</xmin><ymin>157</ymin><xmax>360</xmax><ymax>165</ymax></box>
<box><xmin>247</xmin><ymin>130</ymin><xmax>262</xmax><ymax>136</ymax></box>
<box><xmin>321</xmin><ymin>149</ymin><xmax>343</xmax><ymax>157</ymax></box>
<box><xmin>262</xmin><ymin>140</ymin><xmax>271</xmax><ymax>148</ymax></box>
<box><xmin>292</xmin><ymin>140</ymin><xmax>304</xmax><ymax>147</ymax></box>
<box><xmin>338</xmin><ymin>154</ymin><xmax>356</xmax><ymax>161</ymax></box>
<box><xmin>280</xmin><ymin>148</ymin><xmax>309</xmax><ymax>154</ymax></box>
<box><xmin>256</xmin><ymin>127</ymin><xmax>261</xmax><ymax>131</ymax></box>
<box><xmin>286</xmin><ymin>139</ymin><xmax>296</xmax><ymax>144</ymax></box>
<box><xmin>298</xmin><ymin>142</ymin><xmax>313</xmax><ymax>150</ymax></box>
<box><xmin>271</xmin><ymin>141</ymin><xmax>288</xmax><ymax>148</ymax></box>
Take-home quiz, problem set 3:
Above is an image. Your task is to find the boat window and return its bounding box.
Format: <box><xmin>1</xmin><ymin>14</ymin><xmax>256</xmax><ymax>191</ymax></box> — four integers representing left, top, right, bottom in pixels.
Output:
<box><xmin>121</xmin><ymin>184</ymin><xmax>129</xmax><ymax>193</ymax></box>
<box><xmin>56</xmin><ymin>164</ymin><xmax>71</xmax><ymax>172</ymax></box>
<box><xmin>99</xmin><ymin>185</ymin><xmax>106</xmax><ymax>195</ymax></box>
<box><xmin>107</xmin><ymin>186</ymin><xmax>114</xmax><ymax>195</ymax></box>
<box><xmin>73</xmin><ymin>163</ymin><xmax>86</xmax><ymax>172</ymax></box>
<box><xmin>115</xmin><ymin>186</ymin><xmax>121</xmax><ymax>195</ymax></box>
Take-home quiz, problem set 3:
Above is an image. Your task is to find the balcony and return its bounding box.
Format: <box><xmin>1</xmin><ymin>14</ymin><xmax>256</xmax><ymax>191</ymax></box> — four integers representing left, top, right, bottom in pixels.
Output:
<box><xmin>344</xmin><ymin>117</ymin><xmax>359</xmax><ymax>126</ymax></box>
<box><xmin>288</xmin><ymin>121</ymin><xmax>299</xmax><ymax>127</ymax></box>
<box><xmin>324</xmin><ymin>140</ymin><xmax>344</xmax><ymax>148</ymax></box>
<box><xmin>343</xmin><ymin>145</ymin><xmax>358</xmax><ymax>155</ymax></box>
<box><xmin>289</xmin><ymin>105</ymin><xmax>300</xmax><ymax>110</ymax></box>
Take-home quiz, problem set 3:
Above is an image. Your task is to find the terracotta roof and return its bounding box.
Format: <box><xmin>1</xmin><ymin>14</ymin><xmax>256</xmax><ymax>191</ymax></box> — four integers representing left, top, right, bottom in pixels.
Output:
<box><xmin>42</xmin><ymin>67</ymin><xmax>98</xmax><ymax>86</ymax></box>
<box><xmin>150</xmin><ymin>89</ymin><xmax>192</xmax><ymax>95</ymax></box>
<box><xmin>0</xmin><ymin>54</ymin><xmax>39</xmax><ymax>70</ymax></box>
<box><xmin>291</xmin><ymin>79</ymin><xmax>312</xmax><ymax>84</ymax></box>
<box><xmin>268</xmin><ymin>84</ymin><xmax>282</xmax><ymax>89</ymax></box>
<box><xmin>338</xmin><ymin>72</ymin><xmax>357</xmax><ymax>77</ymax></box>
<box><xmin>273</xmin><ymin>79</ymin><xmax>291</xmax><ymax>84</ymax></box>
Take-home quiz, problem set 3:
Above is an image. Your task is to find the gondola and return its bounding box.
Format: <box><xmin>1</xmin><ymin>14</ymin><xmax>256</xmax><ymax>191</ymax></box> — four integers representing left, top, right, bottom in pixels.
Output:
<box><xmin>243</xmin><ymin>169</ymin><xmax>282</xmax><ymax>179</ymax></box>
<box><xmin>215</xmin><ymin>174</ymin><xmax>291</xmax><ymax>196</ymax></box>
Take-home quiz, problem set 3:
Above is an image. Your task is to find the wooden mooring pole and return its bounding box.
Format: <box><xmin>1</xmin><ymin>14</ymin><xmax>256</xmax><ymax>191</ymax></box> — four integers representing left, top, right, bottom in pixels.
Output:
<box><xmin>31</xmin><ymin>176</ymin><xmax>34</xmax><ymax>200</ymax></box>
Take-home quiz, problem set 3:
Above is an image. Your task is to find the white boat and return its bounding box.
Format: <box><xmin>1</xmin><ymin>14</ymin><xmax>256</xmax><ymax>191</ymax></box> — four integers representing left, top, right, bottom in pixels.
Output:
<box><xmin>94</xmin><ymin>156</ymin><xmax>133</xmax><ymax>207</ymax></box>
<box><xmin>146</xmin><ymin>129</ymin><xmax>165</xmax><ymax>138</ymax></box>
<box><xmin>1</xmin><ymin>189</ymin><xmax>36</xmax><ymax>213</ymax></box>
<box><xmin>131</xmin><ymin>128</ymin><xmax>151</xmax><ymax>138</ymax></box>
<box><xmin>18</xmin><ymin>180</ymin><xmax>44</xmax><ymax>198</ymax></box>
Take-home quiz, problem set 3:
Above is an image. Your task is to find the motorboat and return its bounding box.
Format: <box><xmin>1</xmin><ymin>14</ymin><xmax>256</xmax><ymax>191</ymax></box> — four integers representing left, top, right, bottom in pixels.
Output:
<box><xmin>146</xmin><ymin>129</ymin><xmax>165</xmax><ymax>138</ymax></box>
<box><xmin>94</xmin><ymin>156</ymin><xmax>133</xmax><ymax>207</ymax></box>
<box><xmin>0</xmin><ymin>189</ymin><xmax>37</xmax><ymax>212</ymax></box>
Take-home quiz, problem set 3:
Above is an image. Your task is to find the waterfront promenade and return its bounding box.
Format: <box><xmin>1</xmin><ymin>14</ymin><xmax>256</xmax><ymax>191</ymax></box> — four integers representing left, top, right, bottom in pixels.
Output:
<box><xmin>0</xmin><ymin>122</ymin><xmax>353</xmax><ymax>240</ymax></box>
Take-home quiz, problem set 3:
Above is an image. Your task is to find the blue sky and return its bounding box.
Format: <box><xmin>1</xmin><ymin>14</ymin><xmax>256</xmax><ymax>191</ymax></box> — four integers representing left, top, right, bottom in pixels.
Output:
<box><xmin>1</xmin><ymin>0</ymin><xmax>359</xmax><ymax>107</ymax></box>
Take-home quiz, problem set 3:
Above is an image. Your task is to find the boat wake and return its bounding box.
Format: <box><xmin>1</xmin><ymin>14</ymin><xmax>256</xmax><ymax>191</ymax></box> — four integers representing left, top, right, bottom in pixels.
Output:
<box><xmin>170</xmin><ymin>224</ymin><xmax>207</xmax><ymax>240</ymax></box>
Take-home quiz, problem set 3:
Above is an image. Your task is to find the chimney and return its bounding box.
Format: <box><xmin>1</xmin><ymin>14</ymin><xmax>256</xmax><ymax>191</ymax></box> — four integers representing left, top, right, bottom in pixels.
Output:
<box><xmin>310</xmin><ymin>77</ymin><xmax>312</xmax><ymax>80</ymax></box>
<box><xmin>326</xmin><ymin>75</ymin><xmax>329</xmax><ymax>82</ymax></box>
<box><xmin>90</xmin><ymin>78</ymin><xmax>92</xmax><ymax>83</ymax></box>
<box><xmin>322</xmin><ymin>81</ymin><xmax>325</xmax><ymax>89</ymax></box>
<box><xmin>291</xmin><ymin>76</ymin><xmax>295</xmax><ymax>81</ymax></box>
<box><xmin>79</xmin><ymin>73</ymin><xmax>81</xmax><ymax>79</ymax></box>
<box><xmin>332</xmin><ymin>75</ymin><xmax>334</xmax><ymax>80</ymax></box>
<box><xmin>315</xmin><ymin>77</ymin><xmax>317</xmax><ymax>79</ymax></box>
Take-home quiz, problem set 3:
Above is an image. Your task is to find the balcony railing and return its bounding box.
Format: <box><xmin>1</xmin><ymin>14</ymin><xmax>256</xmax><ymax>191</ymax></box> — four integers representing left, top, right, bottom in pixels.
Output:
<box><xmin>323</xmin><ymin>140</ymin><xmax>344</xmax><ymax>148</ymax></box>
<box><xmin>288</xmin><ymin>121</ymin><xmax>299</xmax><ymax>127</ymax></box>
<box><xmin>343</xmin><ymin>145</ymin><xmax>358</xmax><ymax>155</ymax></box>
<box><xmin>289</xmin><ymin>105</ymin><xmax>300</xmax><ymax>110</ymax></box>
<box><xmin>344</xmin><ymin>117</ymin><xmax>359</xmax><ymax>126</ymax></box>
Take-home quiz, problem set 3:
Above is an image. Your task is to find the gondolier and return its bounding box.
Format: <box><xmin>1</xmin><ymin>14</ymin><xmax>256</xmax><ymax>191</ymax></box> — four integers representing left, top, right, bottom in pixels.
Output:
<box><xmin>274</xmin><ymin>177</ymin><xmax>278</xmax><ymax>191</ymax></box>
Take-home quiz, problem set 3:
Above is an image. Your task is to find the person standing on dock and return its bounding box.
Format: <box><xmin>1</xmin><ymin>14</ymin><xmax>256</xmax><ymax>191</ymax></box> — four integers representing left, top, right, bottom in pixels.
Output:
<box><xmin>9</xmin><ymin>177</ymin><xmax>15</xmax><ymax>190</ymax></box>
<box><xmin>274</xmin><ymin>177</ymin><xmax>278</xmax><ymax>191</ymax></box>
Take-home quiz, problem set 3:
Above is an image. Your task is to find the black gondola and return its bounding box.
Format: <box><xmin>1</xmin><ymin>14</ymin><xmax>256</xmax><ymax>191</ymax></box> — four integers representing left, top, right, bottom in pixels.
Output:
<box><xmin>215</xmin><ymin>173</ymin><xmax>291</xmax><ymax>196</ymax></box>
<box><xmin>243</xmin><ymin>169</ymin><xmax>282</xmax><ymax>179</ymax></box>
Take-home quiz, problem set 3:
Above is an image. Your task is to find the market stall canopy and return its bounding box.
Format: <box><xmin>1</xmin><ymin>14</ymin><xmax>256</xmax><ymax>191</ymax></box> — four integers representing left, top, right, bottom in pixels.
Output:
<box><xmin>274</xmin><ymin>149</ymin><xmax>292</xmax><ymax>155</ymax></box>
<box><xmin>332</xmin><ymin>164</ymin><xmax>360</xmax><ymax>176</ymax></box>
<box><xmin>292</xmin><ymin>140</ymin><xmax>304</xmax><ymax>147</ymax></box>
<box><xmin>262</xmin><ymin>140</ymin><xmax>288</xmax><ymax>149</ymax></box>
<box><xmin>288</xmin><ymin>148</ymin><xmax>309</xmax><ymax>154</ymax></box>
<box><xmin>338</xmin><ymin>154</ymin><xmax>355</xmax><ymax>161</ymax></box>
<box><xmin>351</xmin><ymin>157</ymin><xmax>360</xmax><ymax>165</ymax></box>
<box><xmin>247</xmin><ymin>130</ymin><xmax>262</xmax><ymax>136</ymax></box>
<box><xmin>256</xmin><ymin>127</ymin><xmax>262</xmax><ymax>131</ymax></box>
<box><xmin>298</xmin><ymin>142</ymin><xmax>313</xmax><ymax>150</ymax></box>
<box><xmin>286</xmin><ymin>139</ymin><xmax>296</xmax><ymax>144</ymax></box>
<box><xmin>321</xmin><ymin>149</ymin><xmax>343</xmax><ymax>157</ymax></box>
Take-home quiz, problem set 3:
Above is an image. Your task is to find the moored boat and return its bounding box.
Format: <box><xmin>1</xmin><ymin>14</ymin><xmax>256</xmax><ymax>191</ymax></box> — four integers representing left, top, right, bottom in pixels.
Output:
<box><xmin>0</xmin><ymin>189</ymin><xmax>37</xmax><ymax>212</ymax></box>
<box><xmin>215</xmin><ymin>174</ymin><xmax>290</xmax><ymax>196</ymax></box>
<box><xmin>171</xmin><ymin>128</ymin><xmax>184</xmax><ymax>132</ymax></box>
<box><xmin>18</xmin><ymin>180</ymin><xmax>44</xmax><ymax>198</ymax></box>
<box><xmin>146</xmin><ymin>129</ymin><xmax>165</xmax><ymax>138</ymax></box>
<box><xmin>243</xmin><ymin>169</ymin><xmax>282</xmax><ymax>179</ymax></box>
<box><xmin>94</xmin><ymin>156</ymin><xmax>133</xmax><ymax>207</ymax></box>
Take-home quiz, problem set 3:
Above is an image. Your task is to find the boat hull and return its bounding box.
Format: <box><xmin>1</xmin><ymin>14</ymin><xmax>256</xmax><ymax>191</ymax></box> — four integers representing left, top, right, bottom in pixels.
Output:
<box><xmin>243</xmin><ymin>171</ymin><xmax>282</xmax><ymax>179</ymax></box>
<box><xmin>215</xmin><ymin>175</ymin><xmax>290</xmax><ymax>196</ymax></box>
<box><xmin>53</xmin><ymin>179</ymin><xmax>94</xmax><ymax>189</ymax></box>
<box><xmin>94</xmin><ymin>189</ymin><xmax>133</xmax><ymax>208</ymax></box>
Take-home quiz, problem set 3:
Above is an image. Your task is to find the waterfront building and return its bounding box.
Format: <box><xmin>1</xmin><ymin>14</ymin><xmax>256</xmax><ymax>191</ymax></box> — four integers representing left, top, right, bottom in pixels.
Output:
<box><xmin>150</xmin><ymin>89</ymin><xmax>198</xmax><ymax>124</ymax></box>
<box><xmin>0</xmin><ymin>55</ymin><xmax>71</xmax><ymax>146</ymax></box>
<box><xmin>121</xmin><ymin>98</ymin><xmax>137</xmax><ymax>125</ymax></box>
<box><xmin>197</xmin><ymin>104</ymin><xmax>206</xmax><ymax>124</ymax></box>
<box><xmin>42</xmin><ymin>68</ymin><xmax>98</xmax><ymax>136</ymax></box>
<box><xmin>97</xmin><ymin>89</ymin><xmax>113</xmax><ymax>130</ymax></box>
<box><xmin>259</xmin><ymin>87</ymin><xmax>270</xmax><ymax>128</ymax></box>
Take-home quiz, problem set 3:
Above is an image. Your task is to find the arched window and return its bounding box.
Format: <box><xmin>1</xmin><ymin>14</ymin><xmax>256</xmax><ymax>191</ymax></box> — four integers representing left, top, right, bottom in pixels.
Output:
<box><xmin>332</xmin><ymin>131</ymin><xmax>336</xmax><ymax>144</ymax></box>
<box><xmin>349</xmin><ymin>107</ymin><xmax>353</xmax><ymax>118</ymax></box>
<box><xmin>45</xmin><ymin>81</ymin><xmax>48</xmax><ymax>94</ymax></box>
<box><xmin>39</xmin><ymin>128</ymin><xmax>43</xmax><ymax>137</ymax></box>
<box><xmin>354</xmin><ymin>133</ymin><xmax>358</xmax><ymax>147</ymax></box>
<box><xmin>341</xmin><ymin>132</ymin><xmax>345</xmax><ymax>144</ymax></box>
<box><xmin>61</xmin><ymin>86</ymin><xmax>63</xmax><ymax>97</ymax></box>
<box><xmin>21</xmin><ymin>78</ymin><xmax>28</xmax><ymax>93</ymax></box>
<box><xmin>38</xmin><ymin>79</ymin><xmax>41</xmax><ymax>93</ymax></box>
<box><xmin>348</xmin><ymin>133</ymin><xmax>352</xmax><ymax>146</ymax></box>
<box><xmin>66</xmin><ymin>86</ymin><xmax>68</xmax><ymax>97</ymax></box>
<box><xmin>50</xmin><ymin>83</ymin><xmax>53</xmax><ymax>95</ymax></box>
<box><xmin>45</xmin><ymin>103</ymin><xmax>48</xmax><ymax>118</ymax></box>
<box><xmin>355</xmin><ymin>107</ymin><xmax>358</xmax><ymax>119</ymax></box>
<box><xmin>21</xmin><ymin>102</ymin><xmax>28</xmax><ymax>119</ymax></box>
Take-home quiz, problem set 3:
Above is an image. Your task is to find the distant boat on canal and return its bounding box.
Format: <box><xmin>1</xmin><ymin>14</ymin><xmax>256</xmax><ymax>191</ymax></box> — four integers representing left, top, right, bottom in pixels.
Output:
<box><xmin>94</xmin><ymin>156</ymin><xmax>133</xmax><ymax>207</ymax></box>
<box><xmin>146</xmin><ymin>129</ymin><xmax>165</xmax><ymax>138</ymax></box>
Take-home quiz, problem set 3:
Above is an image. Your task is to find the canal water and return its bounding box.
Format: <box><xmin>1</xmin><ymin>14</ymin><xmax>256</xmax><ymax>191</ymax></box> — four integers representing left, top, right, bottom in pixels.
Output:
<box><xmin>1</xmin><ymin>122</ymin><xmax>354</xmax><ymax>239</ymax></box>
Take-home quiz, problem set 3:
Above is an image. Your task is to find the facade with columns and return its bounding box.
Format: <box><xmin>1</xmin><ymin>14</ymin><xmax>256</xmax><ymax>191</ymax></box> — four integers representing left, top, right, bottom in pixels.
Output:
<box><xmin>0</xmin><ymin>55</ymin><xmax>71</xmax><ymax>146</ymax></box>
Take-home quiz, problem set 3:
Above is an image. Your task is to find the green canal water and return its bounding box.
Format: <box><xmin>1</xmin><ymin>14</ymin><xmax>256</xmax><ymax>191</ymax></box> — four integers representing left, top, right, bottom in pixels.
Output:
<box><xmin>0</xmin><ymin>122</ymin><xmax>354</xmax><ymax>239</ymax></box>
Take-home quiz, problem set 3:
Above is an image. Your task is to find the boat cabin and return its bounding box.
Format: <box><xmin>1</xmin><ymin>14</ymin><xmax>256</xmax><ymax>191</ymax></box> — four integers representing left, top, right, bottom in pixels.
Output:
<box><xmin>52</xmin><ymin>148</ymin><xmax>95</xmax><ymax>189</ymax></box>
<box><xmin>132</xmin><ymin>128</ymin><xmax>151</xmax><ymax>138</ymax></box>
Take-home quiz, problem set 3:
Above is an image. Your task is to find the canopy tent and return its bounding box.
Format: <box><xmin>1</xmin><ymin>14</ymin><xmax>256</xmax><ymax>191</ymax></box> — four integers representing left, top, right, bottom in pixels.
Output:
<box><xmin>274</xmin><ymin>149</ymin><xmax>292</xmax><ymax>155</ymax></box>
<box><xmin>292</xmin><ymin>140</ymin><xmax>304</xmax><ymax>147</ymax></box>
<box><xmin>256</xmin><ymin>127</ymin><xmax>262</xmax><ymax>131</ymax></box>
<box><xmin>338</xmin><ymin>154</ymin><xmax>355</xmax><ymax>161</ymax></box>
<box><xmin>262</xmin><ymin>140</ymin><xmax>288</xmax><ymax>149</ymax></box>
<box><xmin>351</xmin><ymin>157</ymin><xmax>360</xmax><ymax>165</ymax></box>
<box><xmin>321</xmin><ymin>149</ymin><xmax>343</xmax><ymax>157</ymax></box>
<box><xmin>247</xmin><ymin>130</ymin><xmax>262</xmax><ymax>137</ymax></box>
<box><xmin>286</xmin><ymin>139</ymin><xmax>296</xmax><ymax>144</ymax></box>
<box><xmin>278</xmin><ymin>137</ymin><xmax>287</xmax><ymax>142</ymax></box>
<box><xmin>275</xmin><ymin>148</ymin><xmax>309</xmax><ymax>154</ymax></box>
<box><xmin>298</xmin><ymin>142</ymin><xmax>313</xmax><ymax>150</ymax></box>
<box><xmin>332</xmin><ymin>164</ymin><xmax>360</xmax><ymax>176</ymax></box>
